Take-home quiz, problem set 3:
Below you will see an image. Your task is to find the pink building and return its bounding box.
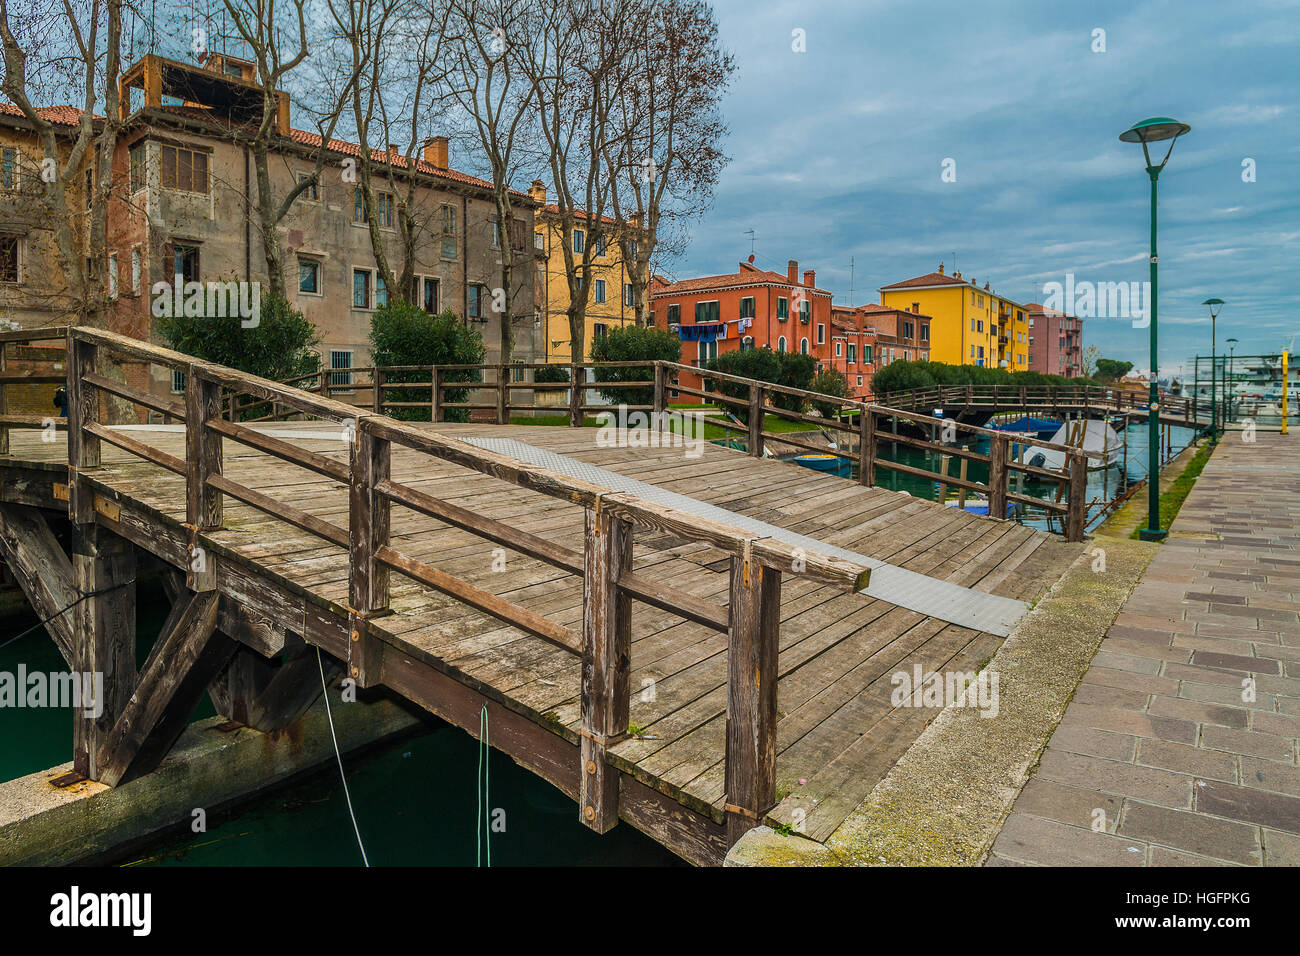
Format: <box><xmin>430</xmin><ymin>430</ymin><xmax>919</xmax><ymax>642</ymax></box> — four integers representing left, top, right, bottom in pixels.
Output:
<box><xmin>1024</xmin><ymin>303</ymin><xmax>1083</xmax><ymax>378</ymax></box>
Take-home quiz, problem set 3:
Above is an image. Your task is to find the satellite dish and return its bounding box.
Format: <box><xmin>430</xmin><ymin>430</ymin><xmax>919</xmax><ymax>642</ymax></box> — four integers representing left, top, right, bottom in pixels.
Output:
<box><xmin>747</xmin><ymin>254</ymin><xmax>755</xmax><ymax>264</ymax></box>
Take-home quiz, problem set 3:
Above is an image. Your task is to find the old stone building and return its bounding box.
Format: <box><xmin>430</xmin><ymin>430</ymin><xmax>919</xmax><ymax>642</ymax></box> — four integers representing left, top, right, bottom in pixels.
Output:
<box><xmin>104</xmin><ymin>52</ymin><xmax>539</xmax><ymax>398</ymax></box>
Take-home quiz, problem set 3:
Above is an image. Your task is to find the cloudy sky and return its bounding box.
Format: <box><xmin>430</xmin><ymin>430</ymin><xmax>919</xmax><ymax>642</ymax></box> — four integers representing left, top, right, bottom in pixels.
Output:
<box><xmin>675</xmin><ymin>0</ymin><xmax>1300</xmax><ymax>377</ymax></box>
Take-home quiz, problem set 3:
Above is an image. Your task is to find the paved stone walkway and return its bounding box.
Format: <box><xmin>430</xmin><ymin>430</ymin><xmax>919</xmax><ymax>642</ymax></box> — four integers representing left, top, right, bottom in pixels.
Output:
<box><xmin>991</xmin><ymin>429</ymin><xmax>1300</xmax><ymax>866</ymax></box>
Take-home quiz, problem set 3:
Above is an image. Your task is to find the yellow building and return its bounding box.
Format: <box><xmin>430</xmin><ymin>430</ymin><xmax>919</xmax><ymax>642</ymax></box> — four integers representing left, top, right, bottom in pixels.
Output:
<box><xmin>529</xmin><ymin>180</ymin><xmax>641</xmax><ymax>363</ymax></box>
<box><xmin>879</xmin><ymin>263</ymin><xmax>1029</xmax><ymax>369</ymax></box>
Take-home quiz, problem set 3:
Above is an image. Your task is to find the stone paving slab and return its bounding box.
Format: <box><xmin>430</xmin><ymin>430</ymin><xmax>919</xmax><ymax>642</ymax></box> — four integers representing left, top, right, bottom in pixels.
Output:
<box><xmin>991</xmin><ymin>430</ymin><xmax>1300</xmax><ymax>866</ymax></box>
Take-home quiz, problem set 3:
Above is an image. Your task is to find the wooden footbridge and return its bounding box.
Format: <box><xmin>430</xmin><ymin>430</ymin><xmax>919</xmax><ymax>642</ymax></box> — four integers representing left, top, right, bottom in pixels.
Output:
<box><xmin>877</xmin><ymin>382</ymin><xmax>1199</xmax><ymax>429</ymax></box>
<box><xmin>0</xmin><ymin>328</ymin><xmax>1089</xmax><ymax>864</ymax></box>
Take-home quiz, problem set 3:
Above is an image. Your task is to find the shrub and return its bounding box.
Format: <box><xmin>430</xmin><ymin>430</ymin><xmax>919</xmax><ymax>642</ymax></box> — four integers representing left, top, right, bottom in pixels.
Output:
<box><xmin>809</xmin><ymin>367</ymin><xmax>850</xmax><ymax>418</ymax></box>
<box><xmin>705</xmin><ymin>347</ymin><xmax>782</xmax><ymax>422</ymax></box>
<box><xmin>588</xmin><ymin>325</ymin><xmax>682</xmax><ymax>407</ymax></box>
<box><xmin>369</xmin><ymin>301</ymin><xmax>485</xmax><ymax>421</ymax></box>
<box><xmin>773</xmin><ymin>351</ymin><xmax>817</xmax><ymax>412</ymax></box>
<box><xmin>533</xmin><ymin>364</ymin><xmax>571</xmax><ymax>383</ymax></box>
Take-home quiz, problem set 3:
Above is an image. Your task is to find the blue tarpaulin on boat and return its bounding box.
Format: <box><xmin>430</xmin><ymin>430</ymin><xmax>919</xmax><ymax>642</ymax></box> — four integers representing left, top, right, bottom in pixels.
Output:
<box><xmin>991</xmin><ymin>415</ymin><xmax>1062</xmax><ymax>434</ymax></box>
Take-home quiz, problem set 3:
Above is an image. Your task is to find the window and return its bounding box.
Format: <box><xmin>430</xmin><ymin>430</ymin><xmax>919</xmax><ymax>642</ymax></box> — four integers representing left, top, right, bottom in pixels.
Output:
<box><xmin>847</xmin><ymin>344</ymin><xmax>856</xmax><ymax>364</ymax></box>
<box><xmin>330</xmin><ymin>350</ymin><xmax>354</xmax><ymax>390</ymax></box>
<box><xmin>667</xmin><ymin>304</ymin><xmax>680</xmax><ymax>325</ymax></box>
<box><xmin>777</xmin><ymin>297</ymin><xmax>789</xmax><ymax>321</ymax></box>
<box><xmin>533</xmin><ymin>230</ymin><xmax>544</xmax><ymax>251</ymax></box>
<box><xmin>777</xmin><ymin>336</ymin><xmax>787</xmax><ymax>353</ymax></box>
<box><xmin>1</xmin><ymin>147</ymin><xmax>17</xmax><ymax>190</ymax></box>
<box><xmin>441</xmin><ymin>204</ymin><xmax>457</xmax><ymax>258</ymax></box>
<box><xmin>298</xmin><ymin>259</ymin><xmax>320</xmax><ymax>294</ymax></box>
<box><xmin>128</xmin><ymin>144</ymin><xmax>145</xmax><ymax>193</ymax></box>
<box><xmin>834</xmin><ymin>341</ymin><xmax>842</xmax><ymax>357</ymax></box>
<box><xmin>864</xmin><ymin>345</ymin><xmax>873</xmax><ymax>364</ymax></box>
<box><xmin>817</xmin><ymin>323</ymin><xmax>825</xmax><ymax>345</ymax></box>
<box><xmin>624</xmin><ymin>283</ymin><xmax>634</xmax><ymax>307</ymax></box>
<box><xmin>594</xmin><ymin>278</ymin><xmax>606</xmax><ymax>304</ymax></box>
<box><xmin>977</xmin><ymin>320</ymin><xmax>983</xmax><ymax>333</ymax></box>
<box><xmin>593</xmin><ymin>234</ymin><xmax>606</xmax><ymax>258</ymax></box>
<box><xmin>376</xmin><ymin>272</ymin><xmax>388</xmax><ymax>306</ymax></box>
<box><xmin>160</xmin><ymin>145</ymin><xmax>208</xmax><ymax>193</ymax></box>
<box><xmin>593</xmin><ymin>322</ymin><xmax>608</xmax><ymax>338</ymax></box>
<box><xmin>740</xmin><ymin>296</ymin><xmax>755</xmax><ymax>319</ymax></box>
<box><xmin>699</xmin><ymin>339</ymin><xmax>717</xmax><ymax>364</ymax></box>
<box><xmin>353</xmin><ymin>189</ymin><xmax>394</xmax><ymax>227</ymax></box>
<box><xmin>173</xmin><ymin>243</ymin><xmax>200</xmax><ymax>283</ymax></box>
<box><xmin>353</xmin><ymin>268</ymin><xmax>372</xmax><ymax>308</ymax></box>
<box><xmin>920</xmin><ymin>325</ymin><xmax>929</xmax><ymax>342</ymax></box>
<box><xmin>423</xmin><ymin>277</ymin><xmax>439</xmax><ymax>313</ymax></box>
<box><xmin>800</xmin><ymin>337</ymin><xmax>809</xmax><ymax>355</ymax></box>
<box><xmin>296</xmin><ymin>171</ymin><xmax>320</xmax><ymax>201</ymax></box>
<box><xmin>108</xmin><ymin>253</ymin><xmax>118</xmax><ymax>298</ymax></box>
<box><xmin>469</xmin><ymin>284</ymin><xmax>484</xmax><ymax>319</ymax></box>
<box><xmin>970</xmin><ymin>345</ymin><xmax>976</xmax><ymax>358</ymax></box>
<box><xmin>573</xmin><ymin>229</ymin><xmax>585</xmax><ymax>254</ymax></box>
<box><xmin>912</xmin><ymin>301</ymin><xmax>919</xmax><ymax>313</ymax></box>
<box><xmin>741</xmin><ymin>335</ymin><xmax>754</xmax><ymax>351</ymax></box>
<box><xmin>0</xmin><ymin>236</ymin><xmax>18</xmax><ymax>282</ymax></box>
<box><xmin>903</xmin><ymin>320</ymin><xmax>914</xmax><ymax>339</ymax></box>
<box><xmin>857</xmin><ymin>376</ymin><xmax>863</xmax><ymax>387</ymax></box>
<box><xmin>492</xmin><ymin>218</ymin><xmax>501</xmax><ymax>247</ymax></box>
<box><xmin>694</xmin><ymin>300</ymin><xmax>720</xmax><ymax>323</ymax></box>
<box><xmin>131</xmin><ymin>247</ymin><xmax>141</xmax><ymax>293</ymax></box>
<box><xmin>171</xmin><ymin>369</ymin><xmax>186</xmax><ymax>394</ymax></box>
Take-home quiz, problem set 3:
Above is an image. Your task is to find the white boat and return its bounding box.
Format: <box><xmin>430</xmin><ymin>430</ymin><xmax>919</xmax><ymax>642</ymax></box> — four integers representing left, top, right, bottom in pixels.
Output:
<box><xmin>1032</xmin><ymin>419</ymin><xmax>1121</xmax><ymax>472</ymax></box>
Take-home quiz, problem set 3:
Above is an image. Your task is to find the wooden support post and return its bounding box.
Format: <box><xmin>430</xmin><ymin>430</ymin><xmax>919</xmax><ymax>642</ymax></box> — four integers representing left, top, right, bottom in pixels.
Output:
<box><xmin>937</xmin><ymin>453</ymin><xmax>950</xmax><ymax>504</ymax></box>
<box><xmin>569</xmin><ymin>362</ymin><xmax>583</xmax><ymax>427</ymax></box>
<box><xmin>0</xmin><ymin>503</ymin><xmax>78</xmax><ymax>661</ymax></box>
<box><xmin>72</xmin><ymin>524</ymin><xmax>137</xmax><ymax>780</ymax></box>
<box><xmin>185</xmin><ymin>368</ymin><xmax>222</xmax><ymax>591</ymax></box>
<box><xmin>1065</xmin><ymin>451</ymin><xmax>1088</xmax><ymax>542</ymax></box>
<box><xmin>748</xmin><ymin>384</ymin><xmax>764</xmax><ymax>458</ymax></box>
<box><xmin>432</xmin><ymin>367</ymin><xmax>444</xmax><ymax>422</ymax></box>
<box><xmin>372</xmin><ymin>367</ymin><xmax>384</xmax><ymax>414</ymax></box>
<box><xmin>858</xmin><ymin>408</ymin><xmax>876</xmax><ymax>487</ymax></box>
<box><xmin>207</xmin><ymin>646</ymin><xmax>276</xmax><ymax>725</ymax></box>
<box><xmin>95</xmin><ymin>591</ymin><xmax>234</xmax><ymax>787</ymax></box>
<box><xmin>725</xmin><ymin>551</ymin><xmax>781</xmax><ymax>847</ymax></box>
<box><xmin>66</xmin><ymin>334</ymin><xmax>100</xmax><ymax>525</ymax></box>
<box><xmin>957</xmin><ymin>447</ymin><xmax>969</xmax><ymax>510</ymax></box>
<box><xmin>348</xmin><ymin>419</ymin><xmax>390</xmax><ymax>688</ymax></box>
<box><xmin>497</xmin><ymin>365</ymin><xmax>509</xmax><ymax>424</ymax></box>
<box><xmin>580</xmin><ymin>505</ymin><xmax>632</xmax><ymax>833</ymax></box>
<box><xmin>653</xmin><ymin>362</ymin><xmax>667</xmax><ymax>420</ymax></box>
<box><xmin>988</xmin><ymin>434</ymin><xmax>1009</xmax><ymax>520</ymax></box>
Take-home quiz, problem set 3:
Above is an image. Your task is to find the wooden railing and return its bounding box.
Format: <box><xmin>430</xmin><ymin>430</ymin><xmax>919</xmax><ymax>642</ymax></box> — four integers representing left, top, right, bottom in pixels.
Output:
<box><xmin>60</xmin><ymin>327</ymin><xmax>871</xmax><ymax>846</ymax></box>
<box><xmin>876</xmin><ymin>383</ymin><xmax>1194</xmax><ymax>421</ymax></box>
<box><xmin>661</xmin><ymin>361</ymin><xmax>1103</xmax><ymax>542</ymax></box>
<box><xmin>0</xmin><ymin>326</ymin><xmax>69</xmax><ymax>455</ymax></box>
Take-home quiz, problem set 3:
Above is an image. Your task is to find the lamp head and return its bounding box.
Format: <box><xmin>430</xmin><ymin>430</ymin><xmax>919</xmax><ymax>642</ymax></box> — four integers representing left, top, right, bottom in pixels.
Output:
<box><xmin>1202</xmin><ymin>297</ymin><xmax>1224</xmax><ymax>319</ymax></box>
<box><xmin>1119</xmin><ymin>117</ymin><xmax>1192</xmax><ymax>144</ymax></box>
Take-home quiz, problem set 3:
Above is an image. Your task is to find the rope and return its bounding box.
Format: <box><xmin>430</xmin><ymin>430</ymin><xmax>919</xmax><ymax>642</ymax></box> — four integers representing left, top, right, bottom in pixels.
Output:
<box><xmin>316</xmin><ymin>647</ymin><xmax>369</xmax><ymax>867</ymax></box>
<box><xmin>0</xmin><ymin>580</ymin><xmax>134</xmax><ymax>653</ymax></box>
<box><xmin>476</xmin><ymin>704</ymin><xmax>491</xmax><ymax>867</ymax></box>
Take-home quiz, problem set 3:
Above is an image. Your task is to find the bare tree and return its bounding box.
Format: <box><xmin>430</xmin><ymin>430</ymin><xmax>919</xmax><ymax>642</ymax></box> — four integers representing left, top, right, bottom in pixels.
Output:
<box><xmin>517</xmin><ymin>0</ymin><xmax>639</xmax><ymax>363</ymax></box>
<box><xmin>445</xmin><ymin>0</ymin><xmax>536</xmax><ymax>365</ymax></box>
<box><xmin>221</xmin><ymin>0</ymin><xmax>354</xmax><ymax>298</ymax></box>
<box><xmin>604</xmin><ymin>0</ymin><xmax>732</xmax><ymax>326</ymax></box>
<box><xmin>0</xmin><ymin>0</ymin><xmax>124</xmax><ymax>322</ymax></box>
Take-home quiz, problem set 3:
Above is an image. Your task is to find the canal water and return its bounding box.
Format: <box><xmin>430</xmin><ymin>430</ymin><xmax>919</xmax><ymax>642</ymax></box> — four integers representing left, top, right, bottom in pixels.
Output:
<box><xmin>0</xmin><ymin>581</ymin><xmax>680</xmax><ymax>866</ymax></box>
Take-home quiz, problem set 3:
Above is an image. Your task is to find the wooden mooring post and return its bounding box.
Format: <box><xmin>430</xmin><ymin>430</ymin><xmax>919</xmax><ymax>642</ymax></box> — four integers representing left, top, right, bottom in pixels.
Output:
<box><xmin>857</xmin><ymin>406</ymin><xmax>876</xmax><ymax>487</ymax></box>
<box><xmin>748</xmin><ymin>383</ymin><xmax>765</xmax><ymax>458</ymax></box>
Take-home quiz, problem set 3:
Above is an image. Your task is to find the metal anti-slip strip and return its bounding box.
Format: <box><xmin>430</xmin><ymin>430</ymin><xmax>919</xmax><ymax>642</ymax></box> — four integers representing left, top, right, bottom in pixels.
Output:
<box><xmin>462</xmin><ymin>436</ymin><xmax>1029</xmax><ymax>637</ymax></box>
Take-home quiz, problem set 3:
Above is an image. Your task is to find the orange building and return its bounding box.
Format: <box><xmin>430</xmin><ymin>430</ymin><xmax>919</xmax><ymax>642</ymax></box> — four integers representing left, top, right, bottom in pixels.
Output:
<box><xmin>650</xmin><ymin>259</ymin><xmax>833</xmax><ymax>393</ymax></box>
<box><xmin>829</xmin><ymin>304</ymin><xmax>931</xmax><ymax>399</ymax></box>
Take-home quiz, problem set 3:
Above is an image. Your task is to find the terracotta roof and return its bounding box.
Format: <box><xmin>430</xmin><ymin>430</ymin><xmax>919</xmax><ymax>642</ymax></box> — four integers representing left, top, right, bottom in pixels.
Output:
<box><xmin>539</xmin><ymin>203</ymin><xmax>619</xmax><ymax>227</ymax></box>
<box><xmin>879</xmin><ymin>270</ymin><xmax>969</xmax><ymax>291</ymax></box>
<box><xmin>0</xmin><ymin>103</ymin><xmax>88</xmax><ymax>127</ymax></box>
<box><xmin>652</xmin><ymin>264</ymin><xmax>831</xmax><ymax>297</ymax></box>
<box><xmin>833</xmin><ymin>303</ymin><xmax>932</xmax><ymax>320</ymax></box>
<box><xmin>1023</xmin><ymin>302</ymin><xmax>1078</xmax><ymax>318</ymax></box>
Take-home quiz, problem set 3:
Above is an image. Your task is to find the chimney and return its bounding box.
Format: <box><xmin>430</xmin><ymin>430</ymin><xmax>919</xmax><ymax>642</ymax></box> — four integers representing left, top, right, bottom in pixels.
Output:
<box><xmin>984</xmin><ymin>280</ymin><xmax>990</xmax><ymax>290</ymax></box>
<box><xmin>803</xmin><ymin>269</ymin><xmax>815</xmax><ymax>287</ymax></box>
<box><xmin>423</xmin><ymin>135</ymin><xmax>449</xmax><ymax>169</ymax></box>
<box><xmin>388</xmin><ymin>143</ymin><xmax>401</xmax><ymax>163</ymax></box>
<box><xmin>938</xmin><ymin>262</ymin><xmax>944</xmax><ymax>275</ymax></box>
<box><xmin>529</xmin><ymin>179</ymin><xmax>546</xmax><ymax>204</ymax></box>
<box><xmin>787</xmin><ymin>259</ymin><xmax>798</xmax><ymax>284</ymax></box>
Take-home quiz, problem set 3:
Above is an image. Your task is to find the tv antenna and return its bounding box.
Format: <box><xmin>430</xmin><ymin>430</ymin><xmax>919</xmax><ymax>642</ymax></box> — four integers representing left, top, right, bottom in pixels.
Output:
<box><xmin>744</xmin><ymin>229</ymin><xmax>756</xmax><ymax>256</ymax></box>
<box><xmin>849</xmin><ymin>255</ymin><xmax>855</xmax><ymax>306</ymax></box>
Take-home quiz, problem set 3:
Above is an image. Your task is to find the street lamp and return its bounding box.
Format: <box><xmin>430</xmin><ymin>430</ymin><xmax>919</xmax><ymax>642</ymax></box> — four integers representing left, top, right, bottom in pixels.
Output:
<box><xmin>1203</xmin><ymin>298</ymin><xmax>1223</xmax><ymax>441</ymax></box>
<box><xmin>1120</xmin><ymin>116</ymin><xmax>1191</xmax><ymax>543</ymax></box>
<box><xmin>1227</xmin><ymin>337</ymin><xmax>1238</xmax><ymax>424</ymax></box>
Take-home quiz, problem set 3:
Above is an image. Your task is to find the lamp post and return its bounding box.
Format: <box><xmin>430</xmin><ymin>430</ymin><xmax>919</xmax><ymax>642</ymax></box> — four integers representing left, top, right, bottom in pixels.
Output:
<box><xmin>1120</xmin><ymin>116</ymin><xmax>1191</xmax><ymax>543</ymax></box>
<box><xmin>1227</xmin><ymin>337</ymin><xmax>1238</xmax><ymax>425</ymax></box>
<box><xmin>1203</xmin><ymin>298</ymin><xmax>1223</xmax><ymax>442</ymax></box>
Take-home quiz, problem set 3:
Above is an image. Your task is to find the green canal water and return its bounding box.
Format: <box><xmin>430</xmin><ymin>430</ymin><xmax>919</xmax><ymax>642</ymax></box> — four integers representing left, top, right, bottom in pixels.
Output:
<box><xmin>0</xmin><ymin>420</ymin><xmax>1192</xmax><ymax>865</ymax></box>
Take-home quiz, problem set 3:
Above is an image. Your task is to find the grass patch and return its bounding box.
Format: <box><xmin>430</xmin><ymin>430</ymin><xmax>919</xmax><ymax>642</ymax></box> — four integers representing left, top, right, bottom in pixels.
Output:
<box><xmin>1129</xmin><ymin>440</ymin><xmax>1215</xmax><ymax>540</ymax></box>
